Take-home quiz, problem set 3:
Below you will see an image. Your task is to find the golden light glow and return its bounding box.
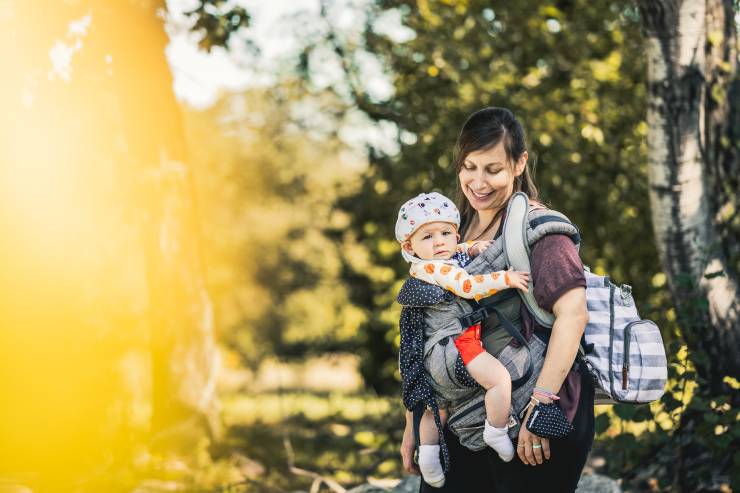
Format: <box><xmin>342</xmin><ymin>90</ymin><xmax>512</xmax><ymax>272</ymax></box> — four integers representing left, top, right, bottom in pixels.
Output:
<box><xmin>0</xmin><ymin>2</ymin><xmax>207</xmax><ymax>489</ymax></box>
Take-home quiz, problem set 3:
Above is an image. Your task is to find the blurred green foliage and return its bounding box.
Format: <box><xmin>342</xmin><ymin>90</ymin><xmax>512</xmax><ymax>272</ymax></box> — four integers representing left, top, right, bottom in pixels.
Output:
<box><xmin>183</xmin><ymin>84</ymin><xmax>367</xmax><ymax>369</ymax></box>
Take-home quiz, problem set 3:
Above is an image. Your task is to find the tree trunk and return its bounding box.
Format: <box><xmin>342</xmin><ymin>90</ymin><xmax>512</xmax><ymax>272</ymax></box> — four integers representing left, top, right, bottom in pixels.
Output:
<box><xmin>0</xmin><ymin>1</ymin><xmax>220</xmax><ymax>472</ymax></box>
<box><xmin>639</xmin><ymin>0</ymin><xmax>739</xmax><ymax>389</ymax></box>
<box><xmin>95</xmin><ymin>0</ymin><xmax>222</xmax><ymax>443</ymax></box>
<box><xmin>639</xmin><ymin>0</ymin><xmax>739</xmax><ymax>488</ymax></box>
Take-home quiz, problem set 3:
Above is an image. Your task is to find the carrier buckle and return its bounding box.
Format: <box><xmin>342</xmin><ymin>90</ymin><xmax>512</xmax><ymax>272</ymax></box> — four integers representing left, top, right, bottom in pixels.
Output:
<box><xmin>458</xmin><ymin>307</ymin><xmax>489</xmax><ymax>328</ymax></box>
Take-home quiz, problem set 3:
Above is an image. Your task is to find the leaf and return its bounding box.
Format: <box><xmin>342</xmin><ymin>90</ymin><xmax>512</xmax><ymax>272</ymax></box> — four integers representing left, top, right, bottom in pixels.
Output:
<box><xmin>595</xmin><ymin>412</ymin><xmax>611</xmax><ymax>434</ymax></box>
<box><xmin>614</xmin><ymin>404</ymin><xmax>638</xmax><ymax>420</ymax></box>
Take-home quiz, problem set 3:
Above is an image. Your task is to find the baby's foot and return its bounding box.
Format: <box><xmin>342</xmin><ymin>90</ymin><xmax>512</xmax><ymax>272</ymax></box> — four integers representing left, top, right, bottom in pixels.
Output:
<box><xmin>483</xmin><ymin>419</ymin><xmax>515</xmax><ymax>462</ymax></box>
<box><xmin>418</xmin><ymin>444</ymin><xmax>446</xmax><ymax>488</ymax></box>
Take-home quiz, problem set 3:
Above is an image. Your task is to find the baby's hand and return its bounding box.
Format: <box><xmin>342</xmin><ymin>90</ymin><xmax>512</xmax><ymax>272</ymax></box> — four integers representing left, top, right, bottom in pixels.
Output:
<box><xmin>468</xmin><ymin>241</ymin><xmax>493</xmax><ymax>257</ymax></box>
<box><xmin>506</xmin><ymin>269</ymin><xmax>530</xmax><ymax>293</ymax></box>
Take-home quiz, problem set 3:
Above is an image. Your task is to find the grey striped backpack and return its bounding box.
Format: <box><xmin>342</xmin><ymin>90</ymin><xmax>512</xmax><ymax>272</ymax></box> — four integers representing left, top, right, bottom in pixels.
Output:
<box><xmin>504</xmin><ymin>192</ymin><xmax>668</xmax><ymax>405</ymax></box>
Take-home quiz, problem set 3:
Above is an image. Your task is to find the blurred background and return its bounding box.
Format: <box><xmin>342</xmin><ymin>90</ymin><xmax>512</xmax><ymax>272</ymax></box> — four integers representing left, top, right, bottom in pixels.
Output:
<box><xmin>0</xmin><ymin>1</ymin><xmax>737</xmax><ymax>492</ymax></box>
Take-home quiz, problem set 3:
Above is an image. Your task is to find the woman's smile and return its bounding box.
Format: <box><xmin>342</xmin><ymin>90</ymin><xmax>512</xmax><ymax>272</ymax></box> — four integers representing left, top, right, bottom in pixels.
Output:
<box><xmin>468</xmin><ymin>187</ymin><xmax>493</xmax><ymax>201</ymax></box>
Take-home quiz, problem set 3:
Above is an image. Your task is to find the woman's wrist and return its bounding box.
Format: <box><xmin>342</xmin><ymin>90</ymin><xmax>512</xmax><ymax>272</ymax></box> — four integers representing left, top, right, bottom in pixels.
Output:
<box><xmin>532</xmin><ymin>386</ymin><xmax>559</xmax><ymax>404</ymax></box>
<box><xmin>534</xmin><ymin>395</ymin><xmax>554</xmax><ymax>405</ymax></box>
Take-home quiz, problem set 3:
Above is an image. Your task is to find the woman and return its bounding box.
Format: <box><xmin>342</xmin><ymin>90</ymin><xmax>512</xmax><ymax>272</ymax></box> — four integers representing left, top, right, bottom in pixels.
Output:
<box><xmin>400</xmin><ymin>107</ymin><xmax>595</xmax><ymax>492</ymax></box>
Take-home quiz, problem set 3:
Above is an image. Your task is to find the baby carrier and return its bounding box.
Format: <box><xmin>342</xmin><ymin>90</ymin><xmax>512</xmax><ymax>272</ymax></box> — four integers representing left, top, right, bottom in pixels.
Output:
<box><xmin>398</xmin><ymin>200</ymin><xmax>583</xmax><ymax>454</ymax></box>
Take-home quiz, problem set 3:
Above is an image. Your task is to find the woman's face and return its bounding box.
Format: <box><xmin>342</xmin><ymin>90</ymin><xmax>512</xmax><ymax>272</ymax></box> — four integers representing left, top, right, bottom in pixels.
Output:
<box><xmin>458</xmin><ymin>141</ymin><xmax>527</xmax><ymax>212</ymax></box>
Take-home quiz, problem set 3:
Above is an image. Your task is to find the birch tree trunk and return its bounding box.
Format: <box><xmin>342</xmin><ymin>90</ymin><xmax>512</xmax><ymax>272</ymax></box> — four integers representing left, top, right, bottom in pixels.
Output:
<box><xmin>639</xmin><ymin>2</ymin><xmax>739</xmax><ymax>487</ymax></box>
<box><xmin>639</xmin><ymin>0</ymin><xmax>739</xmax><ymax>391</ymax></box>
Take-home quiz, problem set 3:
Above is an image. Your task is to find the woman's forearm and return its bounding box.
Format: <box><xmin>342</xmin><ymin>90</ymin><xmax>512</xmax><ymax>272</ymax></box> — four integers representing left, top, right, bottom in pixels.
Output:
<box><xmin>534</xmin><ymin>287</ymin><xmax>588</xmax><ymax>397</ymax></box>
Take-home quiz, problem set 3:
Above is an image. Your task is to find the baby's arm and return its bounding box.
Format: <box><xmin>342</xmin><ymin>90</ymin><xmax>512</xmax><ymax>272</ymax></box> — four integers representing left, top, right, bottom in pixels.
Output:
<box><xmin>410</xmin><ymin>262</ymin><xmax>530</xmax><ymax>299</ymax></box>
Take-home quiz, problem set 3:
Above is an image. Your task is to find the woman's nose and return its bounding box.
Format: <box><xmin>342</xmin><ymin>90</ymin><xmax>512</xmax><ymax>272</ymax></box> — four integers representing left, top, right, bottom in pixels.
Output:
<box><xmin>466</xmin><ymin>173</ymin><xmax>484</xmax><ymax>190</ymax></box>
<box><xmin>469</xmin><ymin>171</ymin><xmax>486</xmax><ymax>188</ymax></box>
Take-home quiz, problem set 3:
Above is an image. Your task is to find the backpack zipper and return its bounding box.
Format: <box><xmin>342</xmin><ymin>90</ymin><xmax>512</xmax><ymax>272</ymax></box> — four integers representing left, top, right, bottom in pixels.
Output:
<box><xmin>608</xmin><ymin>283</ymin><xmax>616</xmax><ymax>398</ymax></box>
<box><xmin>622</xmin><ymin>320</ymin><xmax>639</xmax><ymax>390</ymax></box>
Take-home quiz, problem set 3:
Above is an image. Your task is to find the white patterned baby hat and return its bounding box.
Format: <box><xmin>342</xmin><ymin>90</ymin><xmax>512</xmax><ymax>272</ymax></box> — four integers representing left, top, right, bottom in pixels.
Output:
<box><xmin>395</xmin><ymin>192</ymin><xmax>461</xmax><ymax>263</ymax></box>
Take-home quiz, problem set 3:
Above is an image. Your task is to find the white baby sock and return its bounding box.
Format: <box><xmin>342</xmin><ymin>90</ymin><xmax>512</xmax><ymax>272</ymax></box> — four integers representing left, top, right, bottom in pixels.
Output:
<box><xmin>483</xmin><ymin>419</ymin><xmax>515</xmax><ymax>462</ymax></box>
<box><xmin>418</xmin><ymin>444</ymin><xmax>446</xmax><ymax>488</ymax></box>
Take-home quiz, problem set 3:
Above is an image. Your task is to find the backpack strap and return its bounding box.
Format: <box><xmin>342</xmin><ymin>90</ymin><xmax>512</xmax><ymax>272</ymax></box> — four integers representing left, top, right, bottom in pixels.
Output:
<box><xmin>503</xmin><ymin>192</ymin><xmax>555</xmax><ymax>328</ymax></box>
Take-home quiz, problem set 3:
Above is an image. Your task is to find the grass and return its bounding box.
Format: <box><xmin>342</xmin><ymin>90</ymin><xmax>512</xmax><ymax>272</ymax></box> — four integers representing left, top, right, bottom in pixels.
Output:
<box><xmin>211</xmin><ymin>390</ymin><xmax>406</xmax><ymax>492</ymax></box>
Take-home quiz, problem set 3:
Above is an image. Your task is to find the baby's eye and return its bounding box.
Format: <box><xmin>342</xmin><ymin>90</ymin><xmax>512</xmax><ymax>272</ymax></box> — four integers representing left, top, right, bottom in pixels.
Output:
<box><xmin>442</xmin><ymin>231</ymin><xmax>452</xmax><ymax>236</ymax></box>
<box><xmin>422</xmin><ymin>234</ymin><xmax>432</xmax><ymax>240</ymax></box>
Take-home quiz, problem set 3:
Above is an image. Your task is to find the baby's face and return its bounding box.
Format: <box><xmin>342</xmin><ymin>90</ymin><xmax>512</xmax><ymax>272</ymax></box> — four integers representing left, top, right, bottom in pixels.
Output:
<box><xmin>404</xmin><ymin>221</ymin><xmax>459</xmax><ymax>260</ymax></box>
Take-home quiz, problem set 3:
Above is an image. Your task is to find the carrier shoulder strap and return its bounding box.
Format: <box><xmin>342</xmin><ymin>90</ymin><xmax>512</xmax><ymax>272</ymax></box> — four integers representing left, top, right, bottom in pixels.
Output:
<box><xmin>503</xmin><ymin>193</ymin><xmax>555</xmax><ymax>328</ymax></box>
<box><xmin>504</xmin><ymin>193</ymin><xmax>587</xmax><ymax>360</ymax></box>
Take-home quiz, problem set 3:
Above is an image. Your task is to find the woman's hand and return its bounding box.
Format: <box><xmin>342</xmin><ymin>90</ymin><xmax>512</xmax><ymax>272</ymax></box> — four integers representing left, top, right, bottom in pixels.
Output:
<box><xmin>401</xmin><ymin>413</ymin><xmax>420</xmax><ymax>475</ymax></box>
<box><xmin>516</xmin><ymin>404</ymin><xmax>551</xmax><ymax>466</ymax></box>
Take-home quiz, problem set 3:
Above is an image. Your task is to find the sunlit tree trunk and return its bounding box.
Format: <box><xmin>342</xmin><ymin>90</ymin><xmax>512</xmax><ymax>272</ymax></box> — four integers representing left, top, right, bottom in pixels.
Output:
<box><xmin>95</xmin><ymin>0</ymin><xmax>221</xmax><ymax>442</ymax></box>
<box><xmin>0</xmin><ymin>0</ymin><xmax>220</xmax><ymax>464</ymax></box>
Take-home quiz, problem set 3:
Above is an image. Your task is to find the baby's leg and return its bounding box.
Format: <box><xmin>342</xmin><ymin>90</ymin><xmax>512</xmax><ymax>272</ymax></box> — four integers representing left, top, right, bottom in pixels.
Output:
<box><xmin>466</xmin><ymin>354</ymin><xmax>515</xmax><ymax>462</ymax></box>
<box><xmin>418</xmin><ymin>408</ymin><xmax>442</xmax><ymax>444</ymax></box>
<box><xmin>418</xmin><ymin>409</ymin><xmax>447</xmax><ymax>487</ymax></box>
<box><xmin>465</xmin><ymin>353</ymin><xmax>511</xmax><ymax>427</ymax></box>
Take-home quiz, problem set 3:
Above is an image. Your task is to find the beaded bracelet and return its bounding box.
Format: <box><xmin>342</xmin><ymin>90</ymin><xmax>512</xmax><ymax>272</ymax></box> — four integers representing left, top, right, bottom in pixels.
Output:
<box><xmin>532</xmin><ymin>386</ymin><xmax>560</xmax><ymax>401</ymax></box>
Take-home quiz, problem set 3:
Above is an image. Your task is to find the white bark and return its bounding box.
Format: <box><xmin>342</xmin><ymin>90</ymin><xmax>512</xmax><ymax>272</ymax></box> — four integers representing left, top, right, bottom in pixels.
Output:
<box><xmin>642</xmin><ymin>0</ymin><xmax>740</xmax><ymax>380</ymax></box>
<box><xmin>646</xmin><ymin>1</ymin><xmax>707</xmax><ymax>284</ymax></box>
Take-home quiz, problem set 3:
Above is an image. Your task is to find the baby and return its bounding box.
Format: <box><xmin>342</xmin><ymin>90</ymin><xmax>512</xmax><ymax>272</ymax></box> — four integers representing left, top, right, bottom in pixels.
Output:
<box><xmin>395</xmin><ymin>192</ymin><xmax>530</xmax><ymax>487</ymax></box>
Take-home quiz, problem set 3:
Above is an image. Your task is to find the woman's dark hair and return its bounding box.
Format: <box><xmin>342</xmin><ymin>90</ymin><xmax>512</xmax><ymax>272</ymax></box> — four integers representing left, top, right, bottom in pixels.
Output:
<box><xmin>454</xmin><ymin>107</ymin><xmax>539</xmax><ymax>238</ymax></box>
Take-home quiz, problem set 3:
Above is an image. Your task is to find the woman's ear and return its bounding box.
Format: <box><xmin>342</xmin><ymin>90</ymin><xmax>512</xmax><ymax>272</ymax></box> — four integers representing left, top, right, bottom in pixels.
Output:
<box><xmin>514</xmin><ymin>151</ymin><xmax>528</xmax><ymax>177</ymax></box>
